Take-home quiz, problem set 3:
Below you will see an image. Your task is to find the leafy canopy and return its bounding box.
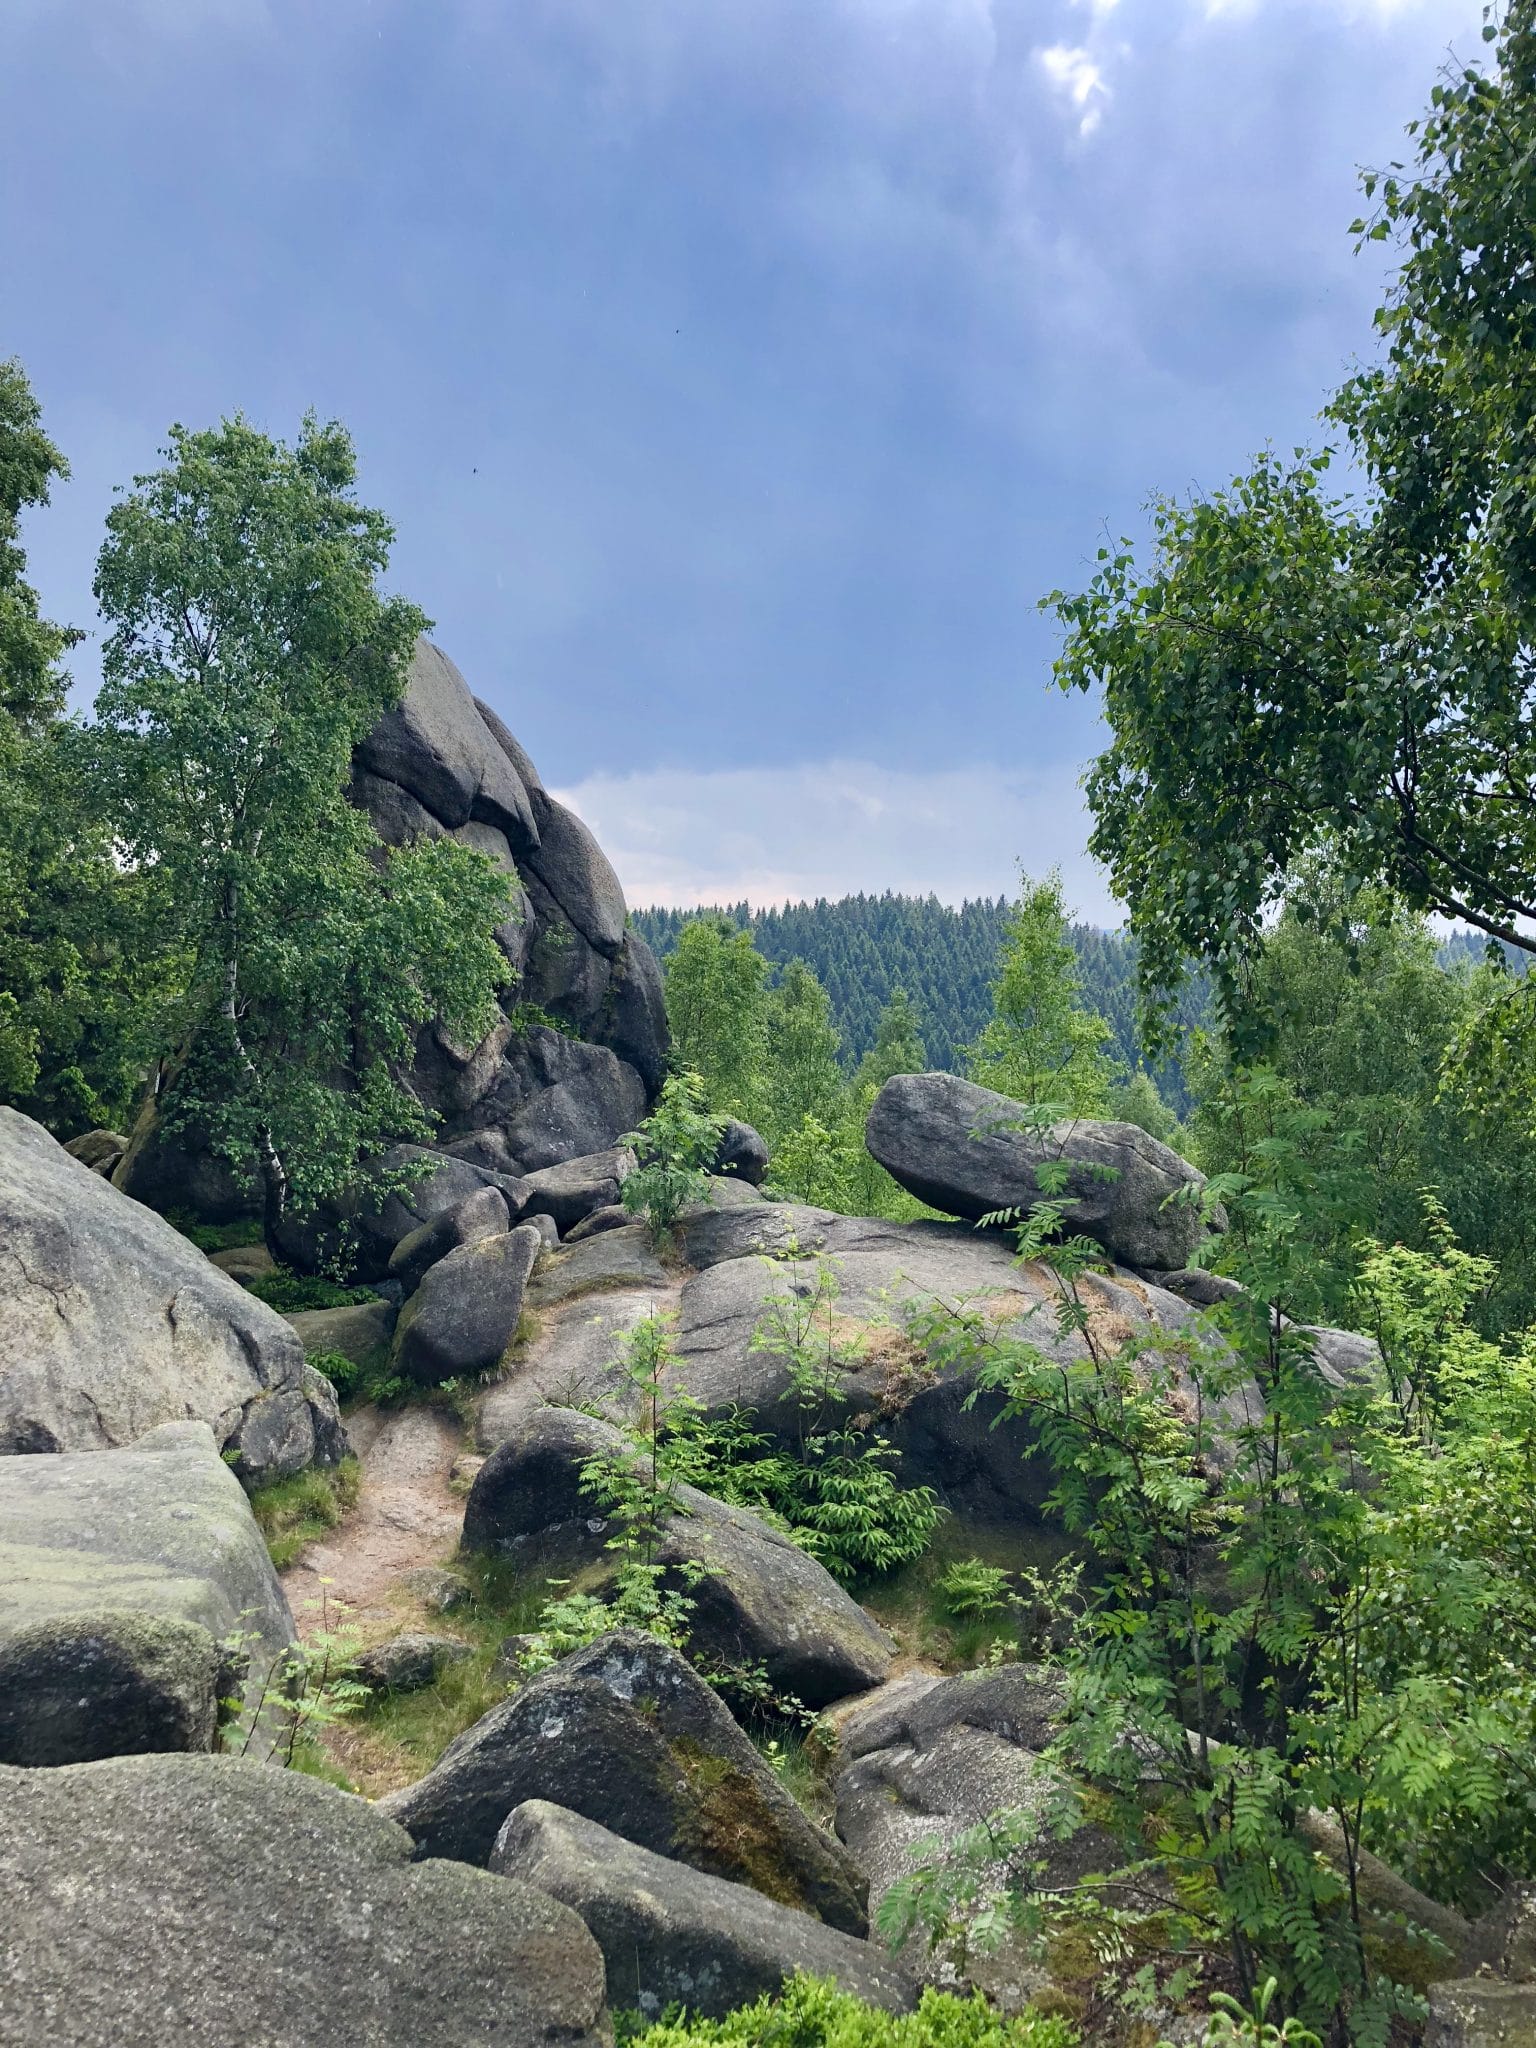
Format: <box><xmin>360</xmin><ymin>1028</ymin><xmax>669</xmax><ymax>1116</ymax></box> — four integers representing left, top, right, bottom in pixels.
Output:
<box><xmin>92</xmin><ymin>412</ymin><xmax>511</xmax><ymax>1227</ymax></box>
<box><xmin>966</xmin><ymin>870</ymin><xmax>1115</xmax><ymax>1116</ymax></box>
<box><xmin>1050</xmin><ymin>4</ymin><xmax>1536</xmax><ymax>1041</ymax></box>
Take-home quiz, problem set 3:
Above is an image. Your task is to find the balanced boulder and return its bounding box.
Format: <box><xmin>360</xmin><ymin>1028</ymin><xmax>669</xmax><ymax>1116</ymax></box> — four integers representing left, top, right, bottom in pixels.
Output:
<box><xmin>462</xmin><ymin>1408</ymin><xmax>895</xmax><ymax>1708</ymax></box>
<box><xmin>493</xmin><ymin>1800</ymin><xmax>917</xmax><ymax>2018</ymax></box>
<box><xmin>0</xmin><ymin>1110</ymin><xmax>339</xmax><ymax>1480</ymax></box>
<box><xmin>0</xmin><ymin>1752</ymin><xmax>607</xmax><ymax>2048</ymax></box>
<box><xmin>387</xmin><ymin>1182</ymin><xmax>512</xmax><ymax>1293</ymax></box>
<box><xmin>391</xmin><ymin>1223</ymin><xmax>543</xmax><ymax>1385</ymax></box>
<box><xmin>866</xmin><ymin>1071</ymin><xmax>1215</xmax><ymax>1272</ymax></box>
<box><xmin>517</xmin><ymin>1146</ymin><xmax>634</xmax><ymax>1233</ymax></box>
<box><xmin>379</xmin><ymin>1629</ymin><xmax>869</xmax><ymax>1934</ymax></box>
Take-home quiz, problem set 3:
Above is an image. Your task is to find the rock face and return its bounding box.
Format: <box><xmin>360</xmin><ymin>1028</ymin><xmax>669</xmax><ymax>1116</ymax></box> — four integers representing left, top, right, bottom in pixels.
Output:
<box><xmin>664</xmin><ymin>1201</ymin><xmax>1233</xmax><ymax>1521</ymax></box>
<box><xmin>0</xmin><ymin>1110</ymin><xmax>341</xmax><ymax>1480</ymax></box>
<box><xmin>866</xmin><ymin>1071</ymin><xmax>1215</xmax><ymax>1272</ymax></box>
<box><xmin>517</xmin><ymin>1146</ymin><xmax>635</xmax><ymax>1232</ymax></box>
<box><xmin>0</xmin><ymin>1751</ymin><xmax>608</xmax><ymax>2048</ymax></box>
<box><xmin>462</xmin><ymin>1408</ymin><xmax>895</xmax><ymax>1707</ymax></box>
<box><xmin>493</xmin><ymin>1800</ymin><xmax>918</xmax><ymax>2019</ymax></box>
<box><xmin>391</xmin><ymin>1223</ymin><xmax>544</xmax><ymax>1385</ymax></box>
<box><xmin>357</xmin><ymin>640</ymin><xmax>667</xmax><ymax>1166</ymax></box>
<box><xmin>112</xmin><ymin>639</ymin><xmax>668</xmax><ymax>1267</ymax></box>
<box><xmin>380</xmin><ymin>1629</ymin><xmax>869</xmax><ymax>1935</ymax></box>
<box><xmin>387</xmin><ymin>1182</ymin><xmax>511</xmax><ymax>1292</ymax></box>
<box><xmin>0</xmin><ymin>1421</ymin><xmax>296</xmax><ymax>1758</ymax></box>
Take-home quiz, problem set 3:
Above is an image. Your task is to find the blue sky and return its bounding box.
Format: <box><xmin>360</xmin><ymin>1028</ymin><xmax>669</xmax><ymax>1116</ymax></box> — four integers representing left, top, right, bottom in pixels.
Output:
<box><xmin>4</xmin><ymin>0</ymin><xmax>1485</xmax><ymax>915</ymax></box>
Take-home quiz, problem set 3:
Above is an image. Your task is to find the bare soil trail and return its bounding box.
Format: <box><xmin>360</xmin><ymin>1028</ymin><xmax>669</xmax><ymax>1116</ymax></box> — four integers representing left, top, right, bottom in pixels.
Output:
<box><xmin>280</xmin><ymin>1403</ymin><xmax>467</xmax><ymax>1641</ymax></box>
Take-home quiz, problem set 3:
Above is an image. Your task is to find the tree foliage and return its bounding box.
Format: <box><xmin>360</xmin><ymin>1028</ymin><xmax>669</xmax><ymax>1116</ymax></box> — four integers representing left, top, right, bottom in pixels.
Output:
<box><xmin>91</xmin><ymin>413</ymin><xmax>511</xmax><ymax>1230</ymax></box>
<box><xmin>1050</xmin><ymin>3</ymin><xmax>1536</xmax><ymax>1046</ymax></box>
<box><xmin>966</xmin><ymin>870</ymin><xmax>1117</xmax><ymax>1116</ymax></box>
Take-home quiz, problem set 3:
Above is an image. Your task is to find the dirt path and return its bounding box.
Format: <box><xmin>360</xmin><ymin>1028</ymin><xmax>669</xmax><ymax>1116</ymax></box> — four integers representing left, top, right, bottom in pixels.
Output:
<box><xmin>281</xmin><ymin>1403</ymin><xmax>467</xmax><ymax>1641</ymax></box>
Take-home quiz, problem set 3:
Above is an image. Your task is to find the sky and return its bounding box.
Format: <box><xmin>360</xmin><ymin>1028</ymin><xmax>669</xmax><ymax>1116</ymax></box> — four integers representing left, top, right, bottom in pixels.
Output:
<box><xmin>3</xmin><ymin>0</ymin><xmax>1488</xmax><ymax>918</ymax></box>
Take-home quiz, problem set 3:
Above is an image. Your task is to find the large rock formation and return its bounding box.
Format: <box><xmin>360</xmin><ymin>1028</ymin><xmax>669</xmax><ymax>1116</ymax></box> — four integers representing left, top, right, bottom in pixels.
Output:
<box><xmin>0</xmin><ymin>1752</ymin><xmax>608</xmax><ymax>2048</ymax></box>
<box><xmin>0</xmin><ymin>1110</ymin><xmax>341</xmax><ymax>1480</ymax></box>
<box><xmin>0</xmin><ymin>1421</ymin><xmax>297</xmax><ymax>1762</ymax></box>
<box><xmin>866</xmin><ymin>1071</ymin><xmax>1216</xmax><ymax>1273</ymax></box>
<box><xmin>112</xmin><ymin>639</ymin><xmax>669</xmax><ymax>1273</ymax></box>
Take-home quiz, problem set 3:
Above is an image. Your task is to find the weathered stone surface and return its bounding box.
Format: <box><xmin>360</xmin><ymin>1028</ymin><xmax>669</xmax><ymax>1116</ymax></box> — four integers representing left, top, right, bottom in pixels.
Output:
<box><xmin>285</xmin><ymin>1297</ymin><xmax>397</xmax><ymax>1373</ymax></box>
<box><xmin>402</xmin><ymin>1565</ymin><xmax>474</xmax><ymax>1614</ymax></box>
<box><xmin>501</xmin><ymin>1044</ymin><xmax>648</xmax><ymax>1173</ymax></box>
<box><xmin>564</xmin><ymin>1202</ymin><xmax>631</xmax><ymax>1242</ymax></box>
<box><xmin>62</xmin><ymin>1128</ymin><xmax>127</xmax><ymax>1175</ymax></box>
<box><xmin>524</xmin><ymin>1211</ymin><xmax>560</xmax><ymax>1248</ymax></box>
<box><xmin>380</xmin><ymin>1629</ymin><xmax>869</xmax><ymax>1933</ymax></box>
<box><xmin>388</xmin><ymin>1183</ymin><xmax>512</xmax><ymax>1293</ymax></box>
<box><xmin>463</xmin><ymin>1409</ymin><xmax>894</xmax><ymax>1708</ymax></box>
<box><xmin>478</xmin><ymin>1287</ymin><xmax>664</xmax><ymax>1447</ymax></box>
<box><xmin>666</xmin><ymin>1206</ymin><xmax>1229</xmax><ymax>1519</ymax></box>
<box><xmin>518</xmin><ymin>1146</ymin><xmax>634</xmax><ymax>1232</ymax></box>
<box><xmin>715</xmin><ymin>1119</ymin><xmax>770</xmax><ymax>1186</ymax></box>
<box><xmin>355</xmin><ymin>1631</ymin><xmax>472</xmax><ymax>1695</ymax></box>
<box><xmin>0</xmin><ymin>1613</ymin><xmax>226</xmax><ymax>1767</ymax></box>
<box><xmin>354</xmin><ymin>638</ymin><xmax>538</xmax><ymax>847</ymax></box>
<box><xmin>392</xmin><ymin>1225</ymin><xmax>543</xmax><ymax>1386</ymax></box>
<box><xmin>526</xmin><ymin>1224</ymin><xmax>670</xmax><ymax>1311</ymax></box>
<box><xmin>494</xmin><ymin>1800</ymin><xmax>918</xmax><ymax>2019</ymax></box>
<box><xmin>523</xmin><ymin>788</ymin><xmax>627</xmax><ymax>958</ymax></box>
<box><xmin>0</xmin><ymin>1421</ymin><xmax>296</xmax><ymax>1748</ymax></box>
<box><xmin>0</xmin><ymin>1110</ymin><xmax>331</xmax><ymax>1480</ymax></box>
<box><xmin>110</xmin><ymin>1097</ymin><xmax>250</xmax><ymax>1225</ymax></box>
<box><xmin>0</xmin><ymin>1752</ymin><xmax>607</xmax><ymax>2048</ymax></box>
<box><xmin>1426</xmin><ymin>1981</ymin><xmax>1536</xmax><ymax>2048</ymax></box>
<box><xmin>474</xmin><ymin>694</ymin><xmax>545</xmax><ymax>796</ymax></box>
<box><xmin>866</xmin><ymin>1072</ymin><xmax>1215</xmax><ymax>1272</ymax></box>
<box><xmin>599</xmin><ymin>933</ymin><xmax>671</xmax><ymax>1093</ymax></box>
<box><xmin>208</xmin><ymin>1242</ymin><xmax>275</xmax><ymax>1284</ymax></box>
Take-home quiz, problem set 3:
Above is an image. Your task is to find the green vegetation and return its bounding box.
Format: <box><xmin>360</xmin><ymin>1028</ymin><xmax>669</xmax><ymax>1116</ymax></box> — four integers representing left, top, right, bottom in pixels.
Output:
<box><xmin>616</xmin><ymin>1975</ymin><xmax>1077</xmax><ymax>2048</ymax></box>
<box><xmin>247</xmin><ymin>1268</ymin><xmax>375</xmax><ymax>1313</ymax></box>
<box><xmin>247</xmin><ymin>1458</ymin><xmax>361</xmax><ymax>1570</ymax></box>
<box><xmin>965</xmin><ymin>871</ymin><xmax>1115</xmax><ymax>1117</ymax></box>
<box><xmin>621</xmin><ymin>1073</ymin><xmax>727</xmax><ymax>1243</ymax></box>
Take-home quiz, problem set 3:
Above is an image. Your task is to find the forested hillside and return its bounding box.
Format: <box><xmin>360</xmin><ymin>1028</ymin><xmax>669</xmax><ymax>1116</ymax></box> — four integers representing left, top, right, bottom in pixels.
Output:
<box><xmin>633</xmin><ymin>893</ymin><xmax>1213</xmax><ymax>1085</ymax></box>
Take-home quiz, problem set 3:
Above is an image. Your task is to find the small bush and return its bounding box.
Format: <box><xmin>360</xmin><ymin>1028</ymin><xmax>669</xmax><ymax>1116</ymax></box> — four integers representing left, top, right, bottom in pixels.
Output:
<box><xmin>616</xmin><ymin>1974</ymin><xmax>1077</xmax><ymax>2048</ymax></box>
<box><xmin>248</xmin><ymin>1268</ymin><xmax>375</xmax><ymax>1313</ymax></box>
<box><xmin>249</xmin><ymin>1459</ymin><xmax>361</xmax><ymax>1569</ymax></box>
<box><xmin>305</xmin><ymin>1346</ymin><xmax>409</xmax><ymax>1408</ymax></box>
<box><xmin>936</xmin><ymin>1558</ymin><xmax>1014</xmax><ymax>1621</ymax></box>
<box><xmin>166</xmin><ymin>1209</ymin><xmax>264</xmax><ymax>1254</ymax></box>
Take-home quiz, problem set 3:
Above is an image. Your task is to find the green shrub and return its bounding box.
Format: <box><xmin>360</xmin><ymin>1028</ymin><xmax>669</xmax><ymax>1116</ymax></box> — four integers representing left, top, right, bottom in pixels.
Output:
<box><xmin>621</xmin><ymin>1072</ymin><xmax>727</xmax><ymax>1242</ymax></box>
<box><xmin>936</xmin><ymin>1558</ymin><xmax>1014</xmax><ymax>1622</ymax></box>
<box><xmin>247</xmin><ymin>1268</ymin><xmax>374</xmax><ymax>1313</ymax></box>
<box><xmin>304</xmin><ymin>1346</ymin><xmax>409</xmax><ymax>1409</ymax></box>
<box><xmin>616</xmin><ymin>1975</ymin><xmax>1076</xmax><ymax>2048</ymax></box>
<box><xmin>165</xmin><ymin>1209</ymin><xmax>264</xmax><ymax>1254</ymax></box>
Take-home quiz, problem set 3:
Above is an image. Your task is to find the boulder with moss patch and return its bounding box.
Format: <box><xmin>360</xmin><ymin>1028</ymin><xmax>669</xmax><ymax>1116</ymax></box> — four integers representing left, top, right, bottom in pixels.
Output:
<box><xmin>379</xmin><ymin>1628</ymin><xmax>869</xmax><ymax>1933</ymax></box>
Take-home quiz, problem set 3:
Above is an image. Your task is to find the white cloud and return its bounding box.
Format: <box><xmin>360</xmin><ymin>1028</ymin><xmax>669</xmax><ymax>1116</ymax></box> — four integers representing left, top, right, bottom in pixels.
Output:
<box><xmin>1036</xmin><ymin>42</ymin><xmax>1110</xmax><ymax>134</ymax></box>
<box><xmin>550</xmin><ymin>758</ymin><xmax>1119</xmax><ymax>921</ymax></box>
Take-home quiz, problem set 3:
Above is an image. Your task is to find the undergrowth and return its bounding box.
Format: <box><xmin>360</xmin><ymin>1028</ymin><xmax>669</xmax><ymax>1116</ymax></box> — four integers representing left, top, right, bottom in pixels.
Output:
<box><xmin>615</xmin><ymin>1975</ymin><xmax>1077</xmax><ymax>2048</ymax></box>
<box><xmin>248</xmin><ymin>1267</ymin><xmax>376</xmax><ymax>1313</ymax></box>
<box><xmin>248</xmin><ymin>1458</ymin><xmax>361</xmax><ymax>1569</ymax></box>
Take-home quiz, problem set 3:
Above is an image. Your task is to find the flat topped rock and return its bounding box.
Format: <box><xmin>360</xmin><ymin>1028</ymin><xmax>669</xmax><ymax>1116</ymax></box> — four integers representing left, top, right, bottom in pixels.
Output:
<box><xmin>0</xmin><ymin>1751</ymin><xmax>607</xmax><ymax>2048</ymax></box>
<box><xmin>526</xmin><ymin>1224</ymin><xmax>670</xmax><ymax>1310</ymax></box>
<box><xmin>0</xmin><ymin>1421</ymin><xmax>295</xmax><ymax>1758</ymax></box>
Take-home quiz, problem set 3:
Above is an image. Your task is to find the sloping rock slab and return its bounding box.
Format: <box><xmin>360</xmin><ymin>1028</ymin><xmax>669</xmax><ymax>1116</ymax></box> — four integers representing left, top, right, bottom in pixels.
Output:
<box><xmin>0</xmin><ymin>1752</ymin><xmax>606</xmax><ymax>2048</ymax></box>
<box><xmin>526</xmin><ymin>1224</ymin><xmax>670</xmax><ymax>1310</ymax></box>
<box><xmin>494</xmin><ymin>1800</ymin><xmax>917</xmax><ymax>2018</ymax></box>
<box><xmin>0</xmin><ymin>1109</ymin><xmax>334</xmax><ymax>1481</ymax></box>
<box><xmin>354</xmin><ymin>638</ymin><xmax>539</xmax><ymax>848</ymax></box>
<box><xmin>463</xmin><ymin>1408</ymin><xmax>894</xmax><ymax>1707</ymax></box>
<box><xmin>519</xmin><ymin>1146</ymin><xmax>634</xmax><ymax>1233</ymax></box>
<box><xmin>0</xmin><ymin>1422</ymin><xmax>296</xmax><ymax>1756</ymax></box>
<box><xmin>867</xmin><ymin>1072</ymin><xmax>1215</xmax><ymax>1271</ymax></box>
<box><xmin>379</xmin><ymin>1629</ymin><xmax>868</xmax><ymax>1934</ymax></box>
